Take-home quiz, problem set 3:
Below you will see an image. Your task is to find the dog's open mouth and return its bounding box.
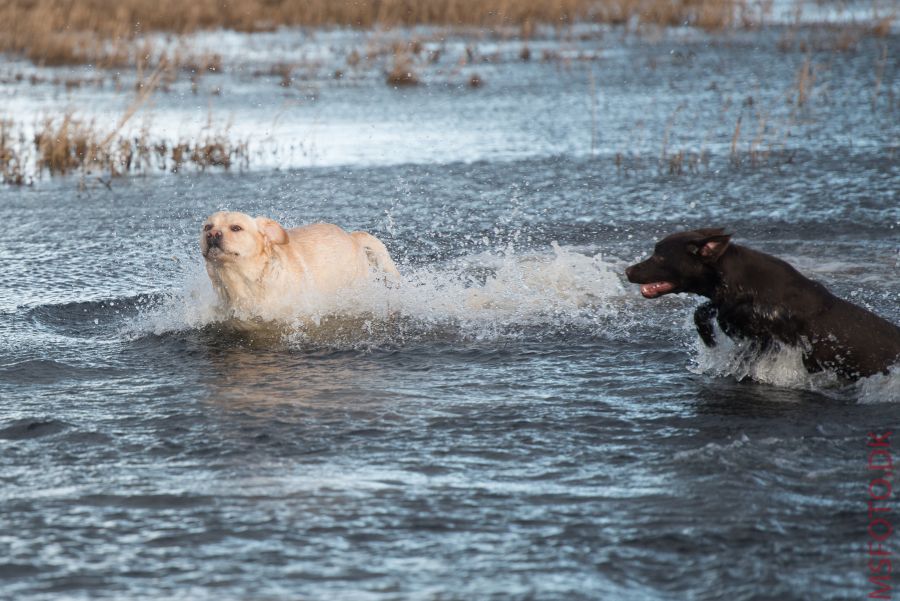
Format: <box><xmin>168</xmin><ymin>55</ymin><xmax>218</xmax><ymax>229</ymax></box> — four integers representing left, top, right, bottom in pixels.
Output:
<box><xmin>204</xmin><ymin>247</ymin><xmax>239</xmax><ymax>259</ymax></box>
<box><xmin>640</xmin><ymin>282</ymin><xmax>676</xmax><ymax>298</ymax></box>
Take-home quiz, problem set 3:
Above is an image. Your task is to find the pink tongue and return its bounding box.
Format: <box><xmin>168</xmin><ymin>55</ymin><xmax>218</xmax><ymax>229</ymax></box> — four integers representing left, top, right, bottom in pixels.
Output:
<box><xmin>640</xmin><ymin>282</ymin><xmax>675</xmax><ymax>298</ymax></box>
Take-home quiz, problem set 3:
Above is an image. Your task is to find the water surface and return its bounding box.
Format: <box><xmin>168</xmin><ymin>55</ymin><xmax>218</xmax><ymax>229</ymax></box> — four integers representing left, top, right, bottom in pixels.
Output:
<box><xmin>1</xmin><ymin>22</ymin><xmax>899</xmax><ymax>601</ymax></box>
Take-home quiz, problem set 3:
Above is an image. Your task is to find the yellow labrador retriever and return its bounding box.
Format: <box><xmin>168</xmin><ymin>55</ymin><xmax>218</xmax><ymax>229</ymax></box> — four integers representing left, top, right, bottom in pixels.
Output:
<box><xmin>200</xmin><ymin>211</ymin><xmax>399</xmax><ymax>318</ymax></box>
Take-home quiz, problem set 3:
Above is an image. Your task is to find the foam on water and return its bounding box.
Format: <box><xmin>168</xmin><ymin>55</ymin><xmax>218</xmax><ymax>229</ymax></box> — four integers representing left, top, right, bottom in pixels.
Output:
<box><xmin>126</xmin><ymin>242</ymin><xmax>627</xmax><ymax>346</ymax></box>
<box><xmin>688</xmin><ymin>324</ymin><xmax>900</xmax><ymax>402</ymax></box>
<box><xmin>123</xmin><ymin>239</ymin><xmax>899</xmax><ymax>402</ymax></box>
<box><xmin>856</xmin><ymin>365</ymin><xmax>900</xmax><ymax>404</ymax></box>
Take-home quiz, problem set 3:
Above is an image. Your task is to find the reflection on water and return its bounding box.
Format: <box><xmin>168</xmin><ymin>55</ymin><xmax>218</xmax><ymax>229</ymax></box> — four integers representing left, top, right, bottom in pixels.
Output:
<box><xmin>201</xmin><ymin>344</ymin><xmax>388</xmax><ymax>410</ymax></box>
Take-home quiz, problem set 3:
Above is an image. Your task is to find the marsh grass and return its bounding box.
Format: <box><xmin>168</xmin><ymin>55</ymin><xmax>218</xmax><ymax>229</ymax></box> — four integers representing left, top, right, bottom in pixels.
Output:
<box><xmin>0</xmin><ymin>119</ymin><xmax>29</xmax><ymax>185</ymax></box>
<box><xmin>1</xmin><ymin>111</ymin><xmax>247</xmax><ymax>185</ymax></box>
<box><xmin>271</xmin><ymin>63</ymin><xmax>295</xmax><ymax>87</ymax></box>
<box><xmin>794</xmin><ymin>56</ymin><xmax>815</xmax><ymax>106</ymax></box>
<box><xmin>2</xmin><ymin>0</ymin><xmax>758</xmax><ymax>67</ymax></box>
<box><xmin>386</xmin><ymin>53</ymin><xmax>420</xmax><ymax>86</ymax></box>
<box><xmin>872</xmin><ymin>44</ymin><xmax>889</xmax><ymax>110</ymax></box>
<box><xmin>26</xmin><ymin>114</ymin><xmax>248</xmax><ymax>180</ymax></box>
<box><xmin>871</xmin><ymin>15</ymin><xmax>894</xmax><ymax>37</ymax></box>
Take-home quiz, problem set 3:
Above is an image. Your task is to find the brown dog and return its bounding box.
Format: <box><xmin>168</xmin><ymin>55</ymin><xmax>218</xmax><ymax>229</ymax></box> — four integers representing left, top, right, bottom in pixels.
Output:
<box><xmin>201</xmin><ymin>211</ymin><xmax>399</xmax><ymax>319</ymax></box>
<box><xmin>626</xmin><ymin>228</ymin><xmax>900</xmax><ymax>380</ymax></box>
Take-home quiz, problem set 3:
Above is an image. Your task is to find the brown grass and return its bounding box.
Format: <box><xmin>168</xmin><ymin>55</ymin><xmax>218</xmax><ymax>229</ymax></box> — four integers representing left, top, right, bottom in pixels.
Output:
<box><xmin>0</xmin><ymin>110</ymin><xmax>247</xmax><ymax>185</ymax></box>
<box><xmin>34</xmin><ymin>114</ymin><xmax>95</xmax><ymax>175</ymax></box>
<box><xmin>776</xmin><ymin>22</ymin><xmax>895</xmax><ymax>55</ymax></box>
<box><xmin>386</xmin><ymin>53</ymin><xmax>420</xmax><ymax>86</ymax></box>
<box><xmin>794</xmin><ymin>56</ymin><xmax>815</xmax><ymax>107</ymax></box>
<box><xmin>0</xmin><ymin>119</ymin><xmax>29</xmax><ymax>185</ymax></box>
<box><xmin>729</xmin><ymin>114</ymin><xmax>742</xmax><ymax>163</ymax></box>
<box><xmin>27</xmin><ymin>113</ymin><xmax>247</xmax><ymax>179</ymax></box>
<box><xmin>0</xmin><ymin>59</ymin><xmax>250</xmax><ymax>184</ymax></box>
<box><xmin>1</xmin><ymin>0</ymin><xmax>758</xmax><ymax>67</ymax></box>
<box><xmin>872</xmin><ymin>43</ymin><xmax>888</xmax><ymax>110</ymax></box>
<box><xmin>871</xmin><ymin>15</ymin><xmax>894</xmax><ymax>38</ymax></box>
<box><xmin>663</xmin><ymin>149</ymin><xmax>705</xmax><ymax>175</ymax></box>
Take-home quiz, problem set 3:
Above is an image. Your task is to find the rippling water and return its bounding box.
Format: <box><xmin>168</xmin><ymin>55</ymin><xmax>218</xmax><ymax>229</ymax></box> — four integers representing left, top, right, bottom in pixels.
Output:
<box><xmin>1</xmin><ymin>22</ymin><xmax>899</xmax><ymax>601</ymax></box>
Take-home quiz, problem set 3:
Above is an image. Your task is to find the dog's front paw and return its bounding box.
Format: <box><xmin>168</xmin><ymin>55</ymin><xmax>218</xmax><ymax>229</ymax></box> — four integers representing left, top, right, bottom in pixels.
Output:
<box><xmin>694</xmin><ymin>302</ymin><xmax>718</xmax><ymax>347</ymax></box>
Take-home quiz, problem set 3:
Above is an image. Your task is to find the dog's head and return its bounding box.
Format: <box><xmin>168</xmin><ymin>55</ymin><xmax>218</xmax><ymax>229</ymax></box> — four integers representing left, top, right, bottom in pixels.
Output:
<box><xmin>200</xmin><ymin>211</ymin><xmax>289</xmax><ymax>265</ymax></box>
<box><xmin>625</xmin><ymin>228</ymin><xmax>732</xmax><ymax>298</ymax></box>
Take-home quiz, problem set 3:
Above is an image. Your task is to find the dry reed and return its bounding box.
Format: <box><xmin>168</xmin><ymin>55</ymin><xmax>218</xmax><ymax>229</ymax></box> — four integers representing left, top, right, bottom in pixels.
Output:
<box><xmin>0</xmin><ymin>119</ymin><xmax>29</xmax><ymax>185</ymax></box>
<box><xmin>2</xmin><ymin>0</ymin><xmax>756</xmax><ymax>67</ymax></box>
<box><xmin>794</xmin><ymin>56</ymin><xmax>815</xmax><ymax>107</ymax></box>
<box><xmin>871</xmin><ymin>15</ymin><xmax>894</xmax><ymax>38</ymax></box>
<box><xmin>729</xmin><ymin>114</ymin><xmax>742</xmax><ymax>163</ymax></box>
<box><xmin>0</xmin><ymin>112</ymin><xmax>247</xmax><ymax>185</ymax></box>
<box><xmin>872</xmin><ymin>44</ymin><xmax>888</xmax><ymax>110</ymax></box>
<box><xmin>27</xmin><ymin>113</ymin><xmax>247</xmax><ymax>180</ymax></box>
<box><xmin>386</xmin><ymin>53</ymin><xmax>420</xmax><ymax>86</ymax></box>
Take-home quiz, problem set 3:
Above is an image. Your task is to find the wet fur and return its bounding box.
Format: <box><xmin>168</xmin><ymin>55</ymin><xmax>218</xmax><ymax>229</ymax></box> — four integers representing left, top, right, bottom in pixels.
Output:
<box><xmin>201</xmin><ymin>211</ymin><xmax>400</xmax><ymax>318</ymax></box>
<box><xmin>626</xmin><ymin>228</ymin><xmax>900</xmax><ymax>380</ymax></box>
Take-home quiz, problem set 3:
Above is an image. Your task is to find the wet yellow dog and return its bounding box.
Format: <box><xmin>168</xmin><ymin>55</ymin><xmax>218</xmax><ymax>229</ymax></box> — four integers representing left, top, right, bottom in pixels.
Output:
<box><xmin>200</xmin><ymin>211</ymin><xmax>400</xmax><ymax>319</ymax></box>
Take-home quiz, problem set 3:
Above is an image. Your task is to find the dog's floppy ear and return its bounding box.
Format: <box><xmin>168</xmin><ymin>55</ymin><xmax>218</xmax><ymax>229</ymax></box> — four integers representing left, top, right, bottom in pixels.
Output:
<box><xmin>687</xmin><ymin>229</ymin><xmax>731</xmax><ymax>262</ymax></box>
<box><xmin>255</xmin><ymin>217</ymin><xmax>289</xmax><ymax>246</ymax></box>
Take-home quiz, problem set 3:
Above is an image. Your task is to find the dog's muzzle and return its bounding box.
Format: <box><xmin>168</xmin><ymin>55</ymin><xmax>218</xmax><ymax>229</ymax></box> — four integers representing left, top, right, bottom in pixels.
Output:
<box><xmin>206</xmin><ymin>231</ymin><xmax>223</xmax><ymax>248</ymax></box>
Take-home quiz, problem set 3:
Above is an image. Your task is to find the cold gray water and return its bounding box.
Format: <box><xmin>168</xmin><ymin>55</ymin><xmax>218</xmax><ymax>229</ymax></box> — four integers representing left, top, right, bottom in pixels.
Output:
<box><xmin>1</xmin><ymin>20</ymin><xmax>899</xmax><ymax>601</ymax></box>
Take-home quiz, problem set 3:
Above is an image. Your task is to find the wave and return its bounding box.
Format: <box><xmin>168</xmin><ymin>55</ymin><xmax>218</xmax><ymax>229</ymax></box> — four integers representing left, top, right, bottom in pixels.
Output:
<box><xmin>0</xmin><ymin>418</ymin><xmax>69</xmax><ymax>440</ymax></box>
<box><xmin>0</xmin><ymin>359</ymin><xmax>119</xmax><ymax>385</ymax></box>
<box><xmin>26</xmin><ymin>293</ymin><xmax>163</xmax><ymax>339</ymax></box>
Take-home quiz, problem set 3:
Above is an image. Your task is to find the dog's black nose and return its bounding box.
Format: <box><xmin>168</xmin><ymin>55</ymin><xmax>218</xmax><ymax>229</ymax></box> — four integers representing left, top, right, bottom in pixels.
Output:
<box><xmin>206</xmin><ymin>230</ymin><xmax>223</xmax><ymax>246</ymax></box>
<box><xmin>625</xmin><ymin>265</ymin><xmax>634</xmax><ymax>280</ymax></box>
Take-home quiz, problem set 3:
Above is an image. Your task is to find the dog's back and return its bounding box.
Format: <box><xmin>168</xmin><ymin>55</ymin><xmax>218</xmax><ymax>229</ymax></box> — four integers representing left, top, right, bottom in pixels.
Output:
<box><xmin>718</xmin><ymin>244</ymin><xmax>900</xmax><ymax>377</ymax></box>
<box><xmin>626</xmin><ymin>229</ymin><xmax>900</xmax><ymax>379</ymax></box>
<box><xmin>282</xmin><ymin>223</ymin><xmax>397</xmax><ymax>294</ymax></box>
<box><xmin>350</xmin><ymin>231</ymin><xmax>401</xmax><ymax>278</ymax></box>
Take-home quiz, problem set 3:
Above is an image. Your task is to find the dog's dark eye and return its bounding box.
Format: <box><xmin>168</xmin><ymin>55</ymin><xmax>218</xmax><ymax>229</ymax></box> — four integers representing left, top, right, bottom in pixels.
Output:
<box><xmin>230</xmin><ymin>225</ymin><xmax>243</xmax><ymax>232</ymax></box>
<box><xmin>203</xmin><ymin>224</ymin><xmax>213</xmax><ymax>231</ymax></box>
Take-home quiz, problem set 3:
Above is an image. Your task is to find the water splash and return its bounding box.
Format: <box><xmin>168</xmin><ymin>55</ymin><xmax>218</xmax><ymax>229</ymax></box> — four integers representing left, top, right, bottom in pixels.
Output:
<box><xmin>688</xmin><ymin>326</ymin><xmax>900</xmax><ymax>402</ymax></box>
<box><xmin>126</xmin><ymin>243</ymin><xmax>627</xmax><ymax>346</ymax></box>
<box><xmin>856</xmin><ymin>365</ymin><xmax>900</xmax><ymax>404</ymax></box>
